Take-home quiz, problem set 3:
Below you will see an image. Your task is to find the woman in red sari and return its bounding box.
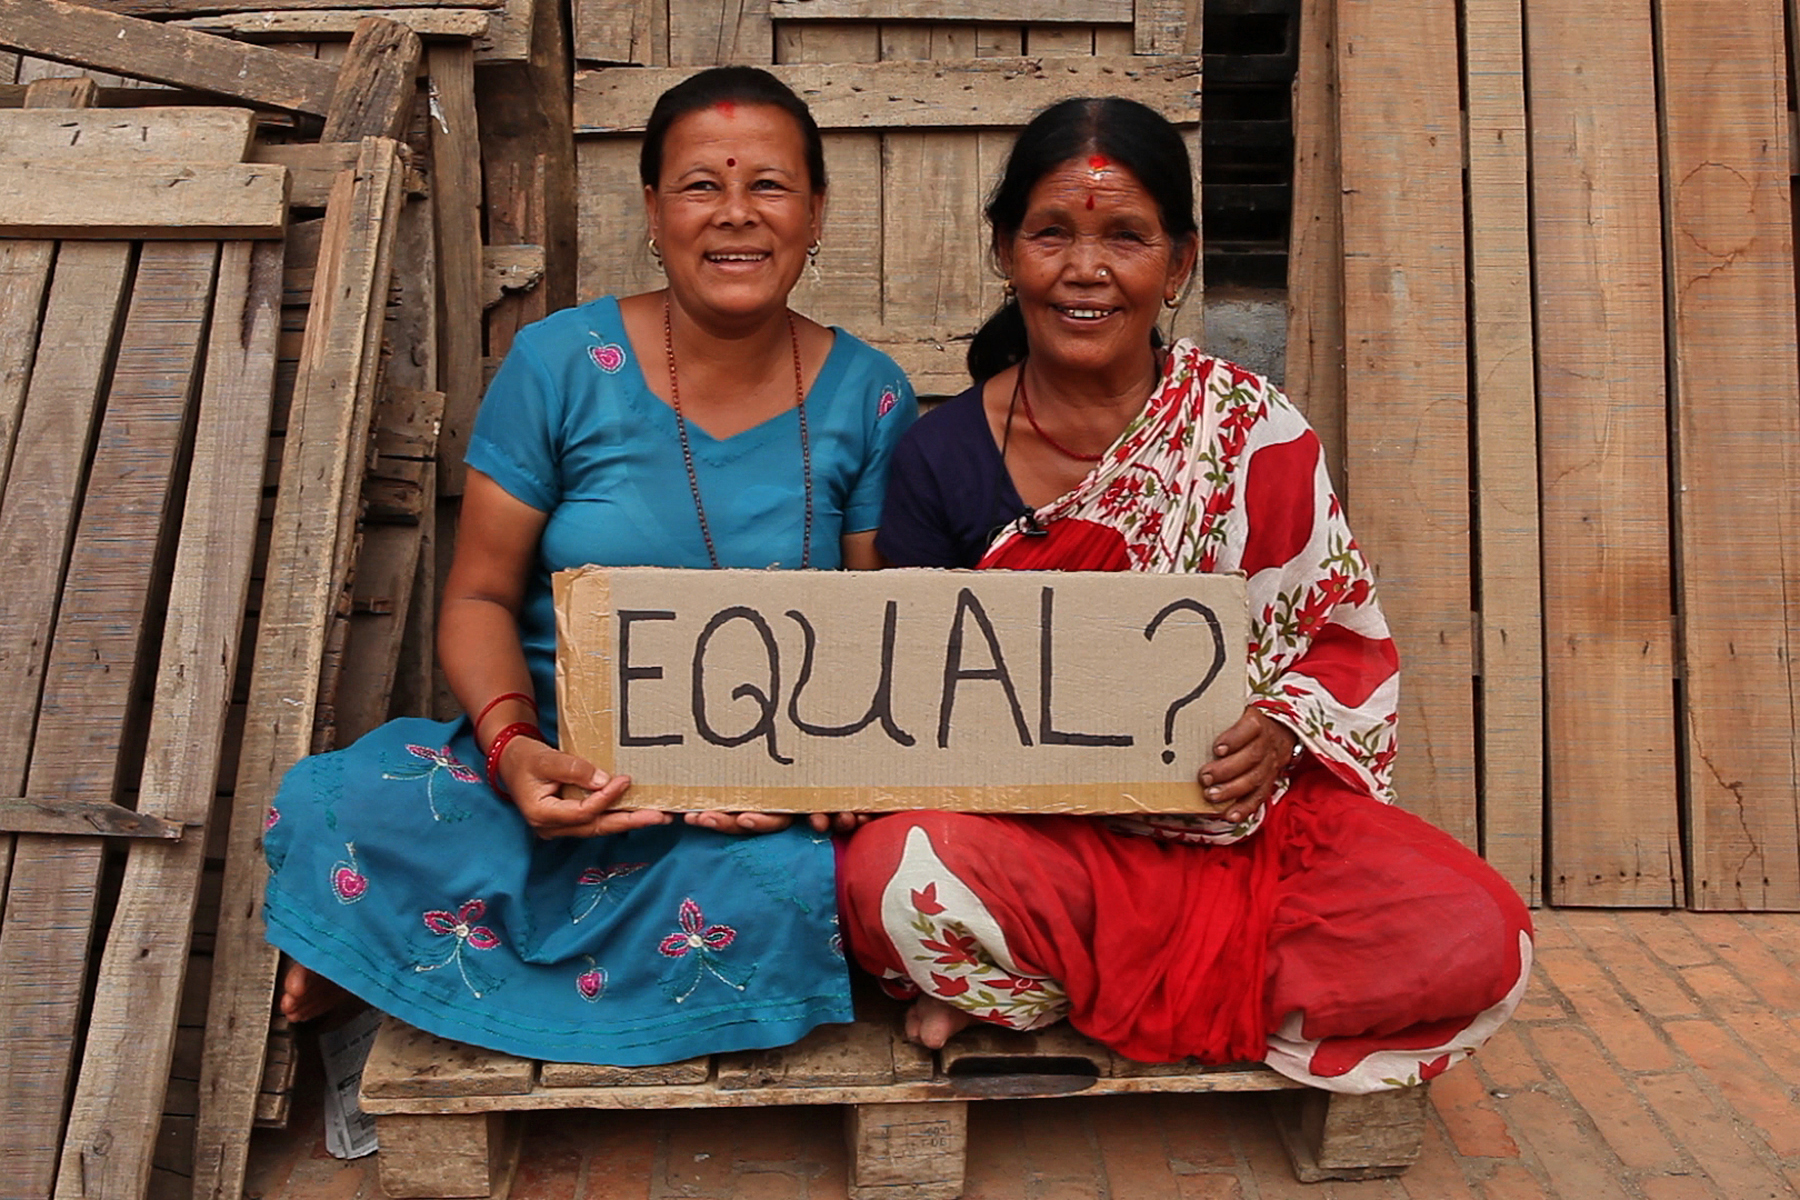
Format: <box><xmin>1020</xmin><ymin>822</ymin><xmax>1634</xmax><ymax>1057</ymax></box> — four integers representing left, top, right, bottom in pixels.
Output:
<box><xmin>839</xmin><ymin>97</ymin><xmax>1532</xmax><ymax>1092</ymax></box>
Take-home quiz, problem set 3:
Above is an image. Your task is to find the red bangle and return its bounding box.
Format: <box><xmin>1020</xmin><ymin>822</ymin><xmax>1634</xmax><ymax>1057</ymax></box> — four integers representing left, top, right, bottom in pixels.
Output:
<box><xmin>475</xmin><ymin>691</ymin><xmax>537</xmax><ymax>733</ymax></box>
<box><xmin>485</xmin><ymin>721</ymin><xmax>542</xmax><ymax>799</ymax></box>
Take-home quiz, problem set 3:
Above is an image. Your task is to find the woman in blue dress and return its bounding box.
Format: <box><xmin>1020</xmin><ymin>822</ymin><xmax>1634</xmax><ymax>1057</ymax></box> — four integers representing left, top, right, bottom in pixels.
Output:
<box><xmin>262</xmin><ymin>66</ymin><xmax>916</xmax><ymax>1065</ymax></box>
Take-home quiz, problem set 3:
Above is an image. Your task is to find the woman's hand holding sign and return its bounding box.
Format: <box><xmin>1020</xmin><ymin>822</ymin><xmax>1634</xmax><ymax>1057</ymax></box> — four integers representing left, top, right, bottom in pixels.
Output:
<box><xmin>1199</xmin><ymin>708</ymin><xmax>1300</xmax><ymax>824</ymax></box>
<box><xmin>496</xmin><ymin>734</ymin><xmax>668</xmax><ymax>838</ymax></box>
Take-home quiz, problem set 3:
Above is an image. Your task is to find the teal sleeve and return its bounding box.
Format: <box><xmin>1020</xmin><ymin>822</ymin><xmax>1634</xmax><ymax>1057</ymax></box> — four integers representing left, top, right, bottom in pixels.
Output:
<box><xmin>465</xmin><ymin>335</ymin><xmax>561</xmax><ymax>513</ymax></box>
<box><xmin>843</xmin><ymin>369</ymin><xmax>919</xmax><ymax>533</ymax></box>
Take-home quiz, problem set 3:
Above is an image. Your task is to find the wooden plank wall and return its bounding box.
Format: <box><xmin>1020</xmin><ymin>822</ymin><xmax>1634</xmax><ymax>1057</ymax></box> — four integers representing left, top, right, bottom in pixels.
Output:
<box><xmin>1289</xmin><ymin>0</ymin><xmax>1800</xmax><ymax>907</ymax></box>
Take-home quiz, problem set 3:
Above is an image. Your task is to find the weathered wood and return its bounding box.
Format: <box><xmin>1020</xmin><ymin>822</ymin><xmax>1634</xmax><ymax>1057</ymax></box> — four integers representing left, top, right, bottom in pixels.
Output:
<box><xmin>1134</xmin><ymin>0</ymin><xmax>1199</xmax><ymax>54</ymax></box>
<box><xmin>53</xmin><ymin>240</ymin><xmax>281</xmax><ymax>1200</ymax></box>
<box><xmin>0</xmin><ymin>0</ymin><xmax>340</xmax><ymax>114</ymax></box>
<box><xmin>1659</xmin><ymin>0</ymin><xmax>1800</xmax><ymax>910</ymax></box>
<box><xmin>669</xmin><ymin>0</ymin><xmax>769</xmax><ymax>65</ymax></box>
<box><xmin>251</xmin><ymin>139</ymin><xmax>361</xmax><ymax>206</ymax></box>
<box><xmin>1461</xmin><ymin>0</ymin><xmax>1542</xmax><ymax>904</ymax></box>
<box><xmin>0</xmin><ymin>240</ymin><xmax>53</xmax><ymax>499</ymax></box>
<box><xmin>1273</xmin><ymin>1085</ymin><xmax>1429</xmax><ymax>1181</ymax></box>
<box><xmin>0</xmin><ymin>241</ymin><xmax>131</xmax><ymax>922</ymax></box>
<box><xmin>429</xmin><ymin>42</ymin><xmax>483</xmax><ymax>494</ymax></box>
<box><xmin>374</xmin><ymin>1112</ymin><xmax>522</xmax><ymax>1199</ymax></box>
<box><xmin>0</xmin><ymin>239</ymin><xmax>218</xmax><ymax>1200</ymax></box>
<box><xmin>573</xmin><ymin>0</ymin><xmax>656</xmax><ymax>63</ymax></box>
<box><xmin>775</xmin><ymin>0</ymin><xmax>1129</xmax><ymax>20</ymax></box>
<box><xmin>846</xmin><ymin>1101</ymin><xmax>966</xmax><ymax>1200</ymax></box>
<box><xmin>772</xmin><ymin>17</ymin><xmax>876</xmax><ymax>63</ymax></box>
<box><xmin>336</xmin><ymin>386</ymin><xmax>443</xmax><ymax>742</ymax></box>
<box><xmin>574</xmin><ymin>57</ymin><xmax>1202</xmax><ymax>132</ymax></box>
<box><xmin>0</xmin><ymin>796</ymin><xmax>188</xmax><ymax>839</ymax></box>
<box><xmin>87</xmin><ymin>0</ymin><xmax>502</xmax><ymax>13</ymax></box>
<box><xmin>0</xmin><ymin>106</ymin><xmax>254</xmax><ymax>159</ymax></box>
<box><xmin>18</xmin><ymin>75</ymin><xmax>100</xmax><ymax>107</ymax></box>
<box><xmin>361</xmin><ymin>1019</ymin><xmax>538</xmax><ymax>1099</ymax></box>
<box><xmin>575</xmin><ymin>136</ymin><xmax>661</xmax><ymax>300</ymax></box>
<box><xmin>389</xmin><ymin>464</ymin><xmax>438</xmax><ymax>718</ymax></box>
<box><xmin>0</xmin><ymin>162</ymin><xmax>289</xmax><ymax>239</ymax></box>
<box><xmin>1526</xmin><ymin>0</ymin><xmax>1678</xmax><ymax>905</ymax></box>
<box><xmin>538</xmin><ymin>1057</ymin><xmax>711</xmax><ymax>1087</ymax></box>
<box><xmin>173</xmin><ymin>9</ymin><xmax>493</xmax><ymax>40</ymax></box>
<box><xmin>1335</xmin><ymin>0</ymin><xmax>1474</xmax><ymax>844</ymax></box>
<box><xmin>482</xmin><ymin>243</ymin><xmax>544</xmax><ymax>308</ymax></box>
<box><xmin>718</xmin><ymin>1019</ymin><xmax>914</xmax><ymax>1089</ymax></box>
<box><xmin>1282</xmin><ymin>0</ymin><xmax>1344</xmax><ymax>491</ymax></box>
<box><xmin>478</xmin><ymin>0</ymin><xmax>575</xmax><ymax>357</ymax></box>
<box><xmin>320</xmin><ymin>17</ymin><xmax>424</xmax><ymax>143</ymax></box>
<box><xmin>193</xmin><ymin>138</ymin><xmax>404</xmax><ymax>1200</ymax></box>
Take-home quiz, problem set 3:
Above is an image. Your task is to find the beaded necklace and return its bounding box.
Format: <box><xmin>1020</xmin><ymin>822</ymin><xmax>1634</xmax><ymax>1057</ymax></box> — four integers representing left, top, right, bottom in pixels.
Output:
<box><xmin>663</xmin><ymin>298</ymin><xmax>814</xmax><ymax>569</ymax></box>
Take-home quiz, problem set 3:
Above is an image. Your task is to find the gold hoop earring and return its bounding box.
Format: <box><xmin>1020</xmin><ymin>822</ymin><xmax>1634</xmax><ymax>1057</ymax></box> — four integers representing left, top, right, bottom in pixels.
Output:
<box><xmin>807</xmin><ymin>241</ymin><xmax>821</xmax><ymax>261</ymax></box>
<box><xmin>1002</xmin><ymin>279</ymin><xmax>1017</xmax><ymax>301</ymax></box>
<box><xmin>648</xmin><ymin>236</ymin><xmax>663</xmax><ymax>268</ymax></box>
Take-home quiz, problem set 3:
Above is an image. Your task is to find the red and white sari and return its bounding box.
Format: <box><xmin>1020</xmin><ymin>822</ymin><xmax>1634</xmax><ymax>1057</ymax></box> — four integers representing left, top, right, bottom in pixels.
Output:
<box><xmin>840</xmin><ymin>343</ymin><xmax>1533</xmax><ymax>1092</ymax></box>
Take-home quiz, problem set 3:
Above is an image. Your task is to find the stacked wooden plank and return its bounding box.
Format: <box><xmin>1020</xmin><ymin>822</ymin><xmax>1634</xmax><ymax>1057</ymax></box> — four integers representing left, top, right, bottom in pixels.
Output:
<box><xmin>571</xmin><ymin>0</ymin><xmax>1201</xmax><ymax>397</ymax></box>
<box><xmin>1285</xmin><ymin>0</ymin><xmax>1800</xmax><ymax>910</ymax></box>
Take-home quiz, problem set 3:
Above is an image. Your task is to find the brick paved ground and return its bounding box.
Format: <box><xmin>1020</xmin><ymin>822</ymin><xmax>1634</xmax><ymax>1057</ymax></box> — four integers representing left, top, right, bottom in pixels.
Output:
<box><xmin>244</xmin><ymin>910</ymin><xmax>1800</xmax><ymax>1199</ymax></box>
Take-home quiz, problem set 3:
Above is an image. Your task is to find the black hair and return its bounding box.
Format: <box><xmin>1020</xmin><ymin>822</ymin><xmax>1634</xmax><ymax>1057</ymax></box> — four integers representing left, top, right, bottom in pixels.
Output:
<box><xmin>638</xmin><ymin>66</ymin><xmax>828</xmax><ymax>194</ymax></box>
<box><xmin>966</xmin><ymin>96</ymin><xmax>1198</xmax><ymax>382</ymax></box>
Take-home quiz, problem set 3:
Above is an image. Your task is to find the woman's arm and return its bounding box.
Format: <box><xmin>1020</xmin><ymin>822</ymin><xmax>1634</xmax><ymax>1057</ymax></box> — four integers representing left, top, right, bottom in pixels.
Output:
<box><xmin>441</xmin><ymin>470</ymin><xmax>669</xmax><ymax>838</ymax></box>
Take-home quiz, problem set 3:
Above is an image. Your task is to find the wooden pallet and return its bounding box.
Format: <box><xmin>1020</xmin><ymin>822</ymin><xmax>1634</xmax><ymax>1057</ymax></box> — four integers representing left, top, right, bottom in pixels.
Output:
<box><xmin>359</xmin><ymin>1012</ymin><xmax>1428</xmax><ymax>1198</ymax></box>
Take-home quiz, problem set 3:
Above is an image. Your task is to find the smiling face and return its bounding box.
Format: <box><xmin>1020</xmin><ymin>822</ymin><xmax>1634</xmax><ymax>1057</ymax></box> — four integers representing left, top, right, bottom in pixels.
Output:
<box><xmin>997</xmin><ymin>156</ymin><xmax>1196</xmax><ymax>384</ymax></box>
<box><xmin>644</xmin><ymin>102</ymin><xmax>824</xmax><ymax>329</ymax></box>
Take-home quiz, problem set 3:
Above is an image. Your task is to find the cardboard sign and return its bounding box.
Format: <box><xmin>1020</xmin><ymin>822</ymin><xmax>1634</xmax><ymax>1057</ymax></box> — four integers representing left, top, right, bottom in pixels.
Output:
<box><xmin>553</xmin><ymin>567</ymin><xmax>1249</xmax><ymax>814</ymax></box>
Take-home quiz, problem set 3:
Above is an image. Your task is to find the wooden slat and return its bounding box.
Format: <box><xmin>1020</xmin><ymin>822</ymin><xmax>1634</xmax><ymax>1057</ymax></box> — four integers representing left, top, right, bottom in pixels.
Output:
<box><xmin>1335</xmin><ymin>0</ymin><xmax>1475</xmax><ymax>844</ymax></box>
<box><xmin>15</xmin><ymin>74</ymin><xmax>102</xmax><ymax>106</ymax></box>
<box><xmin>717</xmin><ymin>1019</ymin><xmax>910</xmax><ymax>1089</ymax></box>
<box><xmin>574</xmin><ymin>57</ymin><xmax>1202</xmax><ymax>133</ymax></box>
<box><xmin>54</xmin><ymin>239</ymin><xmax>281</xmax><ymax>1200</ymax></box>
<box><xmin>573</xmin><ymin>0</ymin><xmax>657</xmax><ymax>63</ymax></box>
<box><xmin>429</xmin><ymin>41</ymin><xmax>483</xmax><ymax>494</ymax></box>
<box><xmin>193</xmin><ymin>137</ymin><xmax>404</xmax><ymax>1200</ymax></box>
<box><xmin>0</xmin><ymin>0</ymin><xmax>340</xmax><ymax>115</ymax></box>
<box><xmin>1027</xmin><ymin>26</ymin><xmax>1095</xmax><ymax>55</ymax></box>
<box><xmin>538</xmin><ymin>1056</ymin><xmax>710</xmax><ymax>1087</ymax></box>
<box><xmin>483</xmin><ymin>243</ymin><xmax>545</xmax><ymax>308</ymax></box>
<box><xmin>772</xmin><ymin>19</ymin><xmax>876</xmax><ymax>63</ymax></box>
<box><xmin>774</xmin><ymin>0</ymin><xmax>1130</xmax><ymax>21</ymax></box>
<box><xmin>320</xmin><ymin>17</ymin><xmax>423</xmax><ymax>143</ymax></box>
<box><xmin>251</xmin><ymin>139</ymin><xmax>361</xmax><ymax>206</ymax></box>
<box><xmin>0</xmin><ymin>242</ymin><xmax>131</xmax><ymax>909</ymax></box>
<box><xmin>669</xmin><ymin>0</ymin><xmax>770</xmax><ymax>66</ymax></box>
<box><xmin>1659</xmin><ymin>0</ymin><xmax>1800</xmax><ymax>910</ymax></box>
<box><xmin>0</xmin><ymin>240</ymin><xmax>52</xmax><ymax>499</ymax></box>
<box><xmin>361</xmin><ymin>1019</ymin><xmax>537</xmax><ymax>1099</ymax></box>
<box><xmin>0</xmin><ymin>797</ymin><xmax>188</xmax><ymax>839</ymax></box>
<box><xmin>389</xmin><ymin>463</ymin><xmax>438</xmax><ymax>718</ymax></box>
<box><xmin>1134</xmin><ymin>0</ymin><xmax>1199</xmax><ymax>54</ymax></box>
<box><xmin>0</xmin><ymin>239</ymin><xmax>219</xmax><ymax>1200</ymax></box>
<box><xmin>86</xmin><ymin>0</ymin><xmax>502</xmax><ymax>13</ymax></box>
<box><xmin>0</xmin><ymin>162</ymin><xmax>289</xmax><ymax>239</ymax></box>
<box><xmin>336</xmin><ymin>386</ymin><xmax>444</xmax><ymax>743</ymax></box>
<box><xmin>1526</xmin><ymin>0</ymin><xmax>1678</xmax><ymax>904</ymax></box>
<box><xmin>1282</xmin><ymin>0</ymin><xmax>1344</xmax><ymax>491</ymax></box>
<box><xmin>478</xmin><ymin>0</ymin><xmax>577</xmax><ymax>356</ymax></box>
<box><xmin>1462</xmin><ymin>0</ymin><xmax>1543</xmax><ymax>903</ymax></box>
<box><xmin>0</xmin><ymin>106</ymin><xmax>254</xmax><ymax>159</ymax></box>
<box><xmin>173</xmin><ymin>9</ymin><xmax>492</xmax><ymax>39</ymax></box>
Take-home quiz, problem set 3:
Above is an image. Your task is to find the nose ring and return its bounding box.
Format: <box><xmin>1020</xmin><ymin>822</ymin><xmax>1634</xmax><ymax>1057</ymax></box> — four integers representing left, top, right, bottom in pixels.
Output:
<box><xmin>1097</xmin><ymin>267</ymin><xmax>1110</xmax><ymax>279</ymax></box>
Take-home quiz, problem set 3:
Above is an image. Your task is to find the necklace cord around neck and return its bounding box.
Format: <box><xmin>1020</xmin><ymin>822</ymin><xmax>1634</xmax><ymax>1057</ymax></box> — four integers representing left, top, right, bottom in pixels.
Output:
<box><xmin>663</xmin><ymin>298</ymin><xmax>814</xmax><ymax>569</ymax></box>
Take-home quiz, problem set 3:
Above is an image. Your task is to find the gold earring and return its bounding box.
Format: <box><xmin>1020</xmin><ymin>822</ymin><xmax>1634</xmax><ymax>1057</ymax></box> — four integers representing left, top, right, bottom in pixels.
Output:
<box><xmin>1163</xmin><ymin>294</ymin><xmax>1180</xmax><ymax>309</ymax></box>
<box><xmin>807</xmin><ymin>241</ymin><xmax>821</xmax><ymax>261</ymax></box>
<box><xmin>648</xmin><ymin>236</ymin><xmax>663</xmax><ymax>267</ymax></box>
<box><xmin>1002</xmin><ymin>279</ymin><xmax>1017</xmax><ymax>301</ymax></box>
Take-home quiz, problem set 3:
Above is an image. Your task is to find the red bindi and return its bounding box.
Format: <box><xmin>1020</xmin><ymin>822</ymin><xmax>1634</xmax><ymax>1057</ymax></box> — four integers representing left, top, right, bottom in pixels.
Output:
<box><xmin>1088</xmin><ymin>154</ymin><xmax>1110</xmax><ymax>171</ymax></box>
<box><xmin>715</xmin><ymin>100</ymin><xmax>737</xmax><ymax>117</ymax></box>
<box><xmin>726</xmin><ymin>157</ymin><xmax>737</xmax><ymax>167</ymax></box>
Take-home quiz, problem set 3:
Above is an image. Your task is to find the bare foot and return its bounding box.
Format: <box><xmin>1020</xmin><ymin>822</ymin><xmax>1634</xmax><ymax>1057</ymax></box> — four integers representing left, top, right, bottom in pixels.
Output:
<box><xmin>279</xmin><ymin>960</ymin><xmax>351</xmax><ymax>1024</ymax></box>
<box><xmin>904</xmin><ymin>994</ymin><xmax>976</xmax><ymax>1049</ymax></box>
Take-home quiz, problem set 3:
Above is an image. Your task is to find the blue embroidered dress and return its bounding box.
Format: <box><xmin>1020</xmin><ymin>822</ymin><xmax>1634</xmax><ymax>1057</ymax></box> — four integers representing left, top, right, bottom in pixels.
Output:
<box><xmin>262</xmin><ymin>297</ymin><xmax>916</xmax><ymax>1064</ymax></box>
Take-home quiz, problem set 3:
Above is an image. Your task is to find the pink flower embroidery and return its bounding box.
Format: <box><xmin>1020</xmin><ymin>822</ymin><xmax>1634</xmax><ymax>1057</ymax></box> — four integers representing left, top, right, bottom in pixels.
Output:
<box><xmin>877</xmin><ymin>388</ymin><xmax>898</xmax><ymax>418</ymax></box>
<box><xmin>331</xmin><ymin>844</ymin><xmax>367</xmax><ymax>904</ymax></box>
<box><xmin>589</xmin><ymin>343</ymin><xmax>626</xmax><ymax>374</ymax></box>
<box><xmin>571</xmin><ymin>861</ymin><xmax>647</xmax><ymax>923</ymax></box>
<box><xmin>414</xmin><ymin>898</ymin><xmax>501</xmax><ymax>998</ymax></box>
<box><xmin>382</xmin><ymin>744</ymin><xmax>479</xmax><ymax>822</ymax></box>
<box><xmin>659</xmin><ymin>897</ymin><xmax>737</xmax><ymax>957</ymax></box>
<box><xmin>264</xmin><ymin>806</ymin><xmax>281</xmax><ymax>832</ymax></box>
<box><xmin>576</xmin><ymin>957</ymin><xmax>607</xmax><ymax>1002</ymax></box>
<box><xmin>657</xmin><ymin>897</ymin><xmax>752</xmax><ymax>1002</ymax></box>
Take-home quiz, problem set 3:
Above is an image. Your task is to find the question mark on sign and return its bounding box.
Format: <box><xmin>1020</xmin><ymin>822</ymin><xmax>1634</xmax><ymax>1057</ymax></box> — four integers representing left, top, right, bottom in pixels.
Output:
<box><xmin>1142</xmin><ymin>599</ymin><xmax>1228</xmax><ymax>765</ymax></box>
